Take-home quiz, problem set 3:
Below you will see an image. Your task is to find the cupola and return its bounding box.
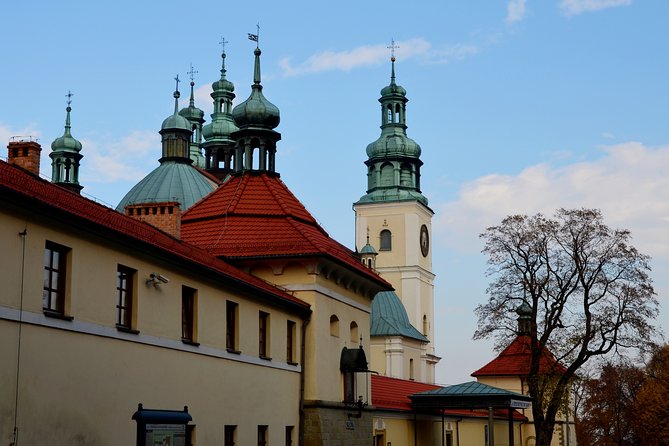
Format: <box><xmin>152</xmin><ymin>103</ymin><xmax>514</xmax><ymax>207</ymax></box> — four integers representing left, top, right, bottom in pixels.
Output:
<box><xmin>160</xmin><ymin>76</ymin><xmax>193</xmax><ymax>161</ymax></box>
<box><xmin>230</xmin><ymin>39</ymin><xmax>281</xmax><ymax>174</ymax></box>
<box><xmin>50</xmin><ymin>92</ymin><xmax>83</xmax><ymax>193</ymax></box>
<box><xmin>356</xmin><ymin>49</ymin><xmax>427</xmax><ymax>207</ymax></box>
<box><xmin>202</xmin><ymin>41</ymin><xmax>240</xmax><ymax>179</ymax></box>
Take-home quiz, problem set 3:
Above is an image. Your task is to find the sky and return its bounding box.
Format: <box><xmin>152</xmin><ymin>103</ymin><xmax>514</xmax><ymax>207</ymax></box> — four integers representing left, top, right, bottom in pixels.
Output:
<box><xmin>2</xmin><ymin>0</ymin><xmax>668</xmax><ymax>384</ymax></box>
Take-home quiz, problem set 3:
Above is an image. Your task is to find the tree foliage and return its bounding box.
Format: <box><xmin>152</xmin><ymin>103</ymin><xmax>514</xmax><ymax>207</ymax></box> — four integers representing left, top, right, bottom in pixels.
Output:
<box><xmin>577</xmin><ymin>345</ymin><xmax>669</xmax><ymax>446</ymax></box>
<box><xmin>476</xmin><ymin>208</ymin><xmax>658</xmax><ymax>446</ymax></box>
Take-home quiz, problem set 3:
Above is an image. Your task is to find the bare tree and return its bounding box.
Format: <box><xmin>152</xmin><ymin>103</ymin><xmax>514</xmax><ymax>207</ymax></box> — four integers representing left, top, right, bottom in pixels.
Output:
<box><xmin>475</xmin><ymin>208</ymin><xmax>658</xmax><ymax>446</ymax></box>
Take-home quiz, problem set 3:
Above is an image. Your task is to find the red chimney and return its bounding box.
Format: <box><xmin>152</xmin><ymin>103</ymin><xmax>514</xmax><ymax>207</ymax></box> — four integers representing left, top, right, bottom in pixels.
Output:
<box><xmin>7</xmin><ymin>137</ymin><xmax>41</xmax><ymax>175</ymax></box>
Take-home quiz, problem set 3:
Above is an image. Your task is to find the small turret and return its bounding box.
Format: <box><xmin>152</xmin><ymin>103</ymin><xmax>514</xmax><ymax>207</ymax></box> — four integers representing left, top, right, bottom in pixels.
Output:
<box><xmin>50</xmin><ymin>91</ymin><xmax>83</xmax><ymax>193</ymax></box>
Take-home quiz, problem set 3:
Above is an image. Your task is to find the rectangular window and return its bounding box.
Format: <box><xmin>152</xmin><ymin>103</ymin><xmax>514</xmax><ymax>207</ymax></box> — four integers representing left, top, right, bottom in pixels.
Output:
<box><xmin>182</xmin><ymin>286</ymin><xmax>197</xmax><ymax>344</ymax></box>
<box><xmin>224</xmin><ymin>425</ymin><xmax>237</xmax><ymax>446</ymax></box>
<box><xmin>226</xmin><ymin>300</ymin><xmax>239</xmax><ymax>352</ymax></box>
<box><xmin>259</xmin><ymin>311</ymin><xmax>270</xmax><ymax>359</ymax></box>
<box><xmin>285</xmin><ymin>426</ymin><xmax>294</xmax><ymax>446</ymax></box>
<box><xmin>116</xmin><ymin>265</ymin><xmax>135</xmax><ymax>330</ymax></box>
<box><xmin>43</xmin><ymin>241</ymin><xmax>69</xmax><ymax>316</ymax></box>
<box><xmin>286</xmin><ymin>320</ymin><xmax>296</xmax><ymax>364</ymax></box>
<box><xmin>258</xmin><ymin>425</ymin><xmax>268</xmax><ymax>446</ymax></box>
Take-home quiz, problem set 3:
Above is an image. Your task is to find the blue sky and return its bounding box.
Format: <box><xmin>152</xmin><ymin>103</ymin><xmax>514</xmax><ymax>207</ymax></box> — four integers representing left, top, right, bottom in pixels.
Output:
<box><xmin>2</xmin><ymin>0</ymin><xmax>667</xmax><ymax>384</ymax></box>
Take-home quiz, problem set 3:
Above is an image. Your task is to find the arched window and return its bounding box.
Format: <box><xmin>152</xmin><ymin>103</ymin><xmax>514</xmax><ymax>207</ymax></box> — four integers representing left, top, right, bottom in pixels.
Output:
<box><xmin>380</xmin><ymin>230</ymin><xmax>392</xmax><ymax>251</ymax></box>
<box><xmin>409</xmin><ymin>358</ymin><xmax>414</xmax><ymax>380</ymax></box>
<box><xmin>423</xmin><ymin>315</ymin><xmax>428</xmax><ymax>336</ymax></box>
<box><xmin>400</xmin><ymin>163</ymin><xmax>412</xmax><ymax>187</ymax></box>
<box><xmin>380</xmin><ymin>163</ymin><xmax>394</xmax><ymax>187</ymax></box>
<box><xmin>330</xmin><ymin>315</ymin><xmax>340</xmax><ymax>337</ymax></box>
<box><xmin>350</xmin><ymin>321</ymin><xmax>359</xmax><ymax>344</ymax></box>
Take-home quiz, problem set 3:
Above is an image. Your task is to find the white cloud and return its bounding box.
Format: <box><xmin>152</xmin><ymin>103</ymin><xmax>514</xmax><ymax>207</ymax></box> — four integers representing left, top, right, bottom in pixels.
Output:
<box><xmin>279</xmin><ymin>38</ymin><xmax>475</xmax><ymax>77</ymax></box>
<box><xmin>80</xmin><ymin>130</ymin><xmax>159</xmax><ymax>183</ymax></box>
<box><xmin>435</xmin><ymin>142</ymin><xmax>669</xmax><ymax>260</ymax></box>
<box><xmin>0</xmin><ymin>123</ymin><xmax>42</xmax><ymax>151</ymax></box>
<box><xmin>559</xmin><ymin>0</ymin><xmax>632</xmax><ymax>16</ymax></box>
<box><xmin>506</xmin><ymin>0</ymin><xmax>528</xmax><ymax>23</ymax></box>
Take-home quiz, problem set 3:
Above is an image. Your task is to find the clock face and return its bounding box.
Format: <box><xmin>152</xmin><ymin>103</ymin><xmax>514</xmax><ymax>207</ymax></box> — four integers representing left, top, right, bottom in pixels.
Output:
<box><xmin>420</xmin><ymin>224</ymin><xmax>429</xmax><ymax>257</ymax></box>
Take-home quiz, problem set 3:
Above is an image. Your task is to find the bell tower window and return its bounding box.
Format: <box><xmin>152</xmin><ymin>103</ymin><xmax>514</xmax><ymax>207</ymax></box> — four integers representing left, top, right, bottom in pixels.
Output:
<box><xmin>380</xmin><ymin>230</ymin><xmax>392</xmax><ymax>251</ymax></box>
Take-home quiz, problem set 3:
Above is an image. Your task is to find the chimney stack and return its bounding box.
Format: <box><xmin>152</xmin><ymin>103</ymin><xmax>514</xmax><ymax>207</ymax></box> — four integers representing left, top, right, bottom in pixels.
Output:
<box><xmin>7</xmin><ymin>137</ymin><xmax>41</xmax><ymax>175</ymax></box>
<box><xmin>124</xmin><ymin>202</ymin><xmax>182</xmax><ymax>239</ymax></box>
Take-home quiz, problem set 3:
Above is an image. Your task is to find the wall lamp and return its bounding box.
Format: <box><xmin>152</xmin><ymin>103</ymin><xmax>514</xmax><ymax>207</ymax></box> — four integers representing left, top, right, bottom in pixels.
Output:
<box><xmin>146</xmin><ymin>272</ymin><xmax>169</xmax><ymax>287</ymax></box>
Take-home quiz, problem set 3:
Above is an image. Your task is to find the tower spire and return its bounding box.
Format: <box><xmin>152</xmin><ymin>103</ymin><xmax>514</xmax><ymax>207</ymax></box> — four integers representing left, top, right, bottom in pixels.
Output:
<box><xmin>50</xmin><ymin>91</ymin><xmax>83</xmax><ymax>193</ymax></box>
<box><xmin>388</xmin><ymin>38</ymin><xmax>399</xmax><ymax>85</ymax></box>
<box><xmin>180</xmin><ymin>65</ymin><xmax>206</xmax><ymax>168</ymax></box>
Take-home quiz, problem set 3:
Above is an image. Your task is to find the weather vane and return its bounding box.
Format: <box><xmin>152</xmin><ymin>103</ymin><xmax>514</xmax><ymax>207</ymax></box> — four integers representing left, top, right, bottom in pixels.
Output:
<box><xmin>388</xmin><ymin>38</ymin><xmax>399</xmax><ymax>61</ymax></box>
<box><xmin>66</xmin><ymin>90</ymin><xmax>74</xmax><ymax>107</ymax></box>
<box><xmin>248</xmin><ymin>22</ymin><xmax>260</xmax><ymax>45</ymax></box>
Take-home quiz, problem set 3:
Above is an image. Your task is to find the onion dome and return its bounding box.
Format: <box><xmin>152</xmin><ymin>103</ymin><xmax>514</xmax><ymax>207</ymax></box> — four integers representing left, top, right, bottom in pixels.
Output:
<box><xmin>371</xmin><ymin>291</ymin><xmax>428</xmax><ymax>342</ymax></box>
<box><xmin>51</xmin><ymin>106</ymin><xmax>82</xmax><ymax>154</ymax></box>
<box><xmin>232</xmin><ymin>47</ymin><xmax>280</xmax><ymax>130</ymax></box>
<box><xmin>202</xmin><ymin>50</ymin><xmax>238</xmax><ymax>142</ymax></box>
<box><xmin>179</xmin><ymin>83</ymin><xmax>205</xmax><ymax>122</ymax></box>
<box><xmin>162</xmin><ymin>88</ymin><xmax>191</xmax><ymax>132</ymax></box>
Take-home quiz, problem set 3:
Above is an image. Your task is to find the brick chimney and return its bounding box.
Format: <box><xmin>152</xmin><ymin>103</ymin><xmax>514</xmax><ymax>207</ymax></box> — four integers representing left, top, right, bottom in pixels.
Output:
<box><xmin>125</xmin><ymin>202</ymin><xmax>182</xmax><ymax>238</ymax></box>
<box><xmin>7</xmin><ymin>137</ymin><xmax>41</xmax><ymax>175</ymax></box>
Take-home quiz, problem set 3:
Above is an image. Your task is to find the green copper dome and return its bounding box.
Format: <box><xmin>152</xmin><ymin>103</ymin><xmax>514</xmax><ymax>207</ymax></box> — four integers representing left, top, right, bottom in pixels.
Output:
<box><xmin>179</xmin><ymin>82</ymin><xmax>205</xmax><ymax>122</ymax></box>
<box><xmin>232</xmin><ymin>47</ymin><xmax>280</xmax><ymax>130</ymax></box>
<box><xmin>371</xmin><ymin>291</ymin><xmax>428</xmax><ymax>342</ymax></box>
<box><xmin>356</xmin><ymin>57</ymin><xmax>428</xmax><ymax>207</ymax></box>
<box><xmin>360</xmin><ymin>242</ymin><xmax>378</xmax><ymax>255</ymax></box>
<box><xmin>51</xmin><ymin>106</ymin><xmax>82</xmax><ymax>153</ymax></box>
<box><xmin>162</xmin><ymin>90</ymin><xmax>191</xmax><ymax>132</ymax></box>
<box><xmin>116</xmin><ymin>161</ymin><xmax>215</xmax><ymax>211</ymax></box>
<box><xmin>203</xmin><ymin>51</ymin><xmax>238</xmax><ymax>142</ymax></box>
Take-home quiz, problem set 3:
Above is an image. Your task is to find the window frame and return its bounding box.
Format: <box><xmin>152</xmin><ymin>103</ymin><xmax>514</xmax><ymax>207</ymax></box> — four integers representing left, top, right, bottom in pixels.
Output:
<box><xmin>258</xmin><ymin>425</ymin><xmax>268</xmax><ymax>446</ymax></box>
<box><xmin>43</xmin><ymin>241</ymin><xmax>71</xmax><ymax>319</ymax></box>
<box><xmin>224</xmin><ymin>425</ymin><xmax>237</xmax><ymax>446</ymax></box>
<box><xmin>379</xmin><ymin>229</ymin><xmax>392</xmax><ymax>251</ymax></box>
<box><xmin>259</xmin><ymin>311</ymin><xmax>270</xmax><ymax>359</ymax></box>
<box><xmin>116</xmin><ymin>265</ymin><xmax>137</xmax><ymax>332</ymax></box>
<box><xmin>226</xmin><ymin>300</ymin><xmax>239</xmax><ymax>353</ymax></box>
<box><xmin>287</xmin><ymin>320</ymin><xmax>296</xmax><ymax>364</ymax></box>
<box><xmin>181</xmin><ymin>286</ymin><xmax>198</xmax><ymax>345</ymax></box>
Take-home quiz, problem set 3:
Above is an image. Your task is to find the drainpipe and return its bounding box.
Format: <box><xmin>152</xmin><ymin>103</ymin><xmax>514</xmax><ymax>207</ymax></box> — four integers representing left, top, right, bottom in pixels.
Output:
<box><xmin>298</xmin><ymin>314</ymin><xmax>311</xmax><ymax>446</ymax></box>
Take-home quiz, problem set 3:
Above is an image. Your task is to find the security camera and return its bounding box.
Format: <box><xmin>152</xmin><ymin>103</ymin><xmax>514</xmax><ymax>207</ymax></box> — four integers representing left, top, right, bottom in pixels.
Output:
<box><xmin>147</xmin><ymin>272</ymin><xmax>169</xmax><ymax>285</ymax></box>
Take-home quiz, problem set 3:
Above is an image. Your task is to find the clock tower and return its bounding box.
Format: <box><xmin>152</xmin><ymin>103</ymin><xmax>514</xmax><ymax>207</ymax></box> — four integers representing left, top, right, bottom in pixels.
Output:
<box><xmin>354</xmin><ymin>53</ymin><xmax>439</xmax><ymax>382</ymax></box>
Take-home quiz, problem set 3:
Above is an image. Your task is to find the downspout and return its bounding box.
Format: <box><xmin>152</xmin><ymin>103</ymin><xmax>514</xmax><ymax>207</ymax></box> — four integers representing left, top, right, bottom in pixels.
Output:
<box><xmin>298</xmin><ymin>314</ymin><xmax>311</xmax><ymax>446</ymax></box>
<box><xmin>12</xmin><ymin>225</ymin><xmax>28</xmax><ymax>446</ymax></box>
<box><xmin>413</xmin><ymin>410</ymin><xmax>417</xmax><ymax>446</ymax></box>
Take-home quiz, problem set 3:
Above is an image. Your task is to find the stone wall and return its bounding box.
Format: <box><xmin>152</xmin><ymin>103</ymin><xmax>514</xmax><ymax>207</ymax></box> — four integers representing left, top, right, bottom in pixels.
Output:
<box><xmin>304</xmin><ymin>404</ymin><xmax>373</xmax><ymax>446</ymax></box>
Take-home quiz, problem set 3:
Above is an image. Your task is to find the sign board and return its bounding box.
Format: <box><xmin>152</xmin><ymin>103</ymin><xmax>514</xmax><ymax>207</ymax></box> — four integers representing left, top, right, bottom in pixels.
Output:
<box><xmin>146</xmin><ymin>424</ymin><xmax>185</xmax><ymax>446</ymax></box>
<box><xmin>510</xmin><ymin>399</ymin><xmax>531</xmax><ymax>409</ymax></box>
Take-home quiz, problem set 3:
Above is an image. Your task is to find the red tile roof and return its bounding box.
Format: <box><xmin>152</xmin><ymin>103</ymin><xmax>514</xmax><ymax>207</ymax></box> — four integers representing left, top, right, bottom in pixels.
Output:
<box><xmin>371</xmin><ymin>375</ymin><xmax>527</xmax><ymax>420</ymax></box>
<box><xmin>0</xmin><ymin>161</ymin><xmax>309</xmax><ymax>312</ymax></box>
<box><xmin>181</xmin><ymin>173</ymin><xmax>391</xmax><ymax>288</ymax></box>
<box><xmin>471</xmin><ymin>335</ymin><xmax>567</xmax><ymax>377</ymax></box>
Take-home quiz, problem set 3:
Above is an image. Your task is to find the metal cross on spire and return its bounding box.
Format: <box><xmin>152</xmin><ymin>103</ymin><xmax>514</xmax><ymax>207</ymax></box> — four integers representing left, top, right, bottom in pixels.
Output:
<box><xmin>187</xmin><ymin>63</ymin><xmax>198</xmax><ymax>83</ymax></box>
<box><xmin>388</xmin><ymin>38</ymin><xmax>399</xmax><ymax>61</ymax></box>
<box><xmin>174</xmin><ymin>74</ymin><xmax>181</xmax><ymax>92</ymax></box>
<box><xmin>65</xmin><ymin>90</ymin><xmax>74</xmax><ymax>107</ymax></box>
<box><xmin>219</xmin><ymin>36</ymin><xmax>229</xmax><ymax>54</ymax></box>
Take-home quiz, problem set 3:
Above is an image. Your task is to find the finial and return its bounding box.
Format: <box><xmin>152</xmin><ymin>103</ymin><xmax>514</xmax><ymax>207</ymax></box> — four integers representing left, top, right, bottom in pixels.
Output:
<box><xmin>64</xmin><ymin>90</ymin><xmax>73</xmax><ymax>133</ymax></box>
<box><xmin>187</xmin><ymin>64</ymin><xmax>198</xmax><ymax>107</ymax></box>
<box><xmin>173</xmin><ymin>74</ymin><xmax>181</xmax><ymax>114</ymax></box>
<box><xmin>388</xmin><ymin>38</ymin><xmax>399</xmax><ymax>62</ymax></box>
<box><xmin>65</xmin><ymin>90</ymin><xmax>74</xmax><ymax>110</ymax></box>
<box><xmin>250</xmin><ymin>26</ymin><xmax>262</xmax><ymax>86</ymax></box>
<box><xmin>219</xmin><ymin>37</ymin><xmax>229</xmax><ymax>78</ymax></box>
<box><xmin>388</xmin><ymin>39</ymin><xmax>399</xmax><ymax>85</ymax></box>
<box><xmin>248</xmin><ymin>23</ymin><xmax>260</xmax><ymax>47</ymax></box>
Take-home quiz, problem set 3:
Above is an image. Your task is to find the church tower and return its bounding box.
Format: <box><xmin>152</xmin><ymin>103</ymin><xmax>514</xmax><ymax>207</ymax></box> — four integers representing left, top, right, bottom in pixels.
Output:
<box><xmin>354</xmin><ymin>51</ymin><xmax>439</xmax><ymax>382</ymax></box>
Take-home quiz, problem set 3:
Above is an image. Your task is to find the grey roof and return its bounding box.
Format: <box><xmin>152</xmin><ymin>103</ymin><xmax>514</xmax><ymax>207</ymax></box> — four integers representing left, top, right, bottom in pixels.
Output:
<box><xmin>410</xmin><ymin>381</ymin><xmax>533</xmax><ymax>410</ymax></box>
<box><xmin>371</xmin><ymin>291</ymin><xmax>428</xmax><ymax>342</ymax></box>
<box><xmin>415</xmin><ymin>381</ymin><xmax>527</xmax><ymax>397</ymax></box>
<box><xmin>116</xmin><ymin>161</ymin><xmax>215</xmax><ymax>212</ymax></box>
